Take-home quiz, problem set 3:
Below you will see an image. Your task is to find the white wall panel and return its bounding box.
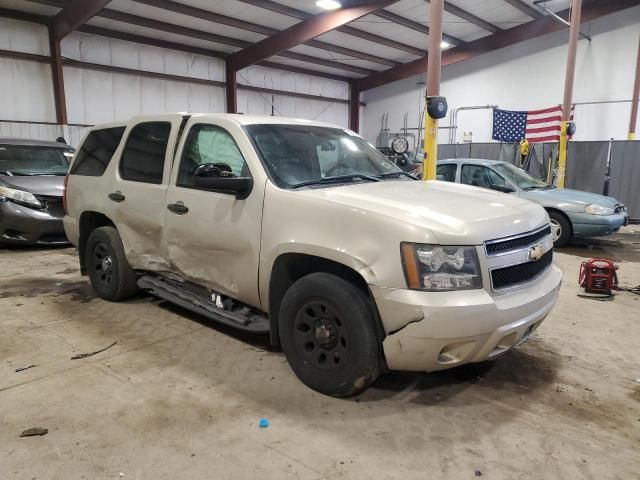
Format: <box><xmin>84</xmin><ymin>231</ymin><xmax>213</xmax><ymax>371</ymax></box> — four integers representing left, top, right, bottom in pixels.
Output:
<box><xmin>362</xmin><ymin>7</ymin><xmax>640</xmax><ymax>144</ymax></box>
<box><xmin>237</xmin><ymin>65</ymin><xmax>350</xmax><ymax>127</ymax></box>
<box><xmin>0</xmin><ymin>58</ymin><xmax>55</xmax><ymax>123</ymax></box>
<box><xmin>0</xmin><ymin>122</ymin><xmax>61</xmax><ymax>142</ymax></box>
<box><xmin>62</xmin><ymin>32</ymin><xmax>225</xmax><ymax>82</ymax></box>
<box><xmin>0</xmin><ymin>18</ymin><xmax>49</xmax><ymax>55</ymax></box>
<box><xmin>237</xmin><ymin>88</ymin><xmax>349</xmax><ymax>127</ymax></box>
<box><xmin>2</xmin><ymin>25</ymin><xmax>348</xmax><ymax>144</ymax></box>
<box><xmin>238</xmin><ymin>65</ymin><xmax>348</xmax><ymax>100</ymax></box>
<box><xmin>63</xmin><ymin>66</ymin><xmax>224</xmax><ymax>125</ymax></box>
<box><xmin>113</xmin><ymin>74</ymin><xmax>142</xmax><ymax>119</ymax></box>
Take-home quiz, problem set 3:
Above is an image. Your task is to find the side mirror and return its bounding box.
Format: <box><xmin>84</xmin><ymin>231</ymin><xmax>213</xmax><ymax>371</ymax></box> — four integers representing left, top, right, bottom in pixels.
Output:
<box><xmin>192</xmin><ymin>163</ymin><xmax>253</xmax><ymax>199</ymax></box>
<box><xmin>489</xmin><ymin>184</ymin><xmax>514</xmax><ymax>193</ymax></box>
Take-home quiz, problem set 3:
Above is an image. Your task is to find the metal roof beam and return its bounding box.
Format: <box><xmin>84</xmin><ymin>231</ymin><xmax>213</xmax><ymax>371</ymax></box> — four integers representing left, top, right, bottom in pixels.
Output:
<box><xmin>236</xmin><ymin>0</ymin><xmax>426</xmax><ymax>56</ymax></box>
<box><xmin>95</xmin><ymin>9</ymin><xmax>375</xmax><ymax>75</ymax></box>
<box><xmin>50</xmin><ymin>0</ymin><xmax>111</xmax><ymax>39</ymax></box>
<box><xmin>231</xmin><ymin>1</ymin><xmax>397</xmax><ymax>71</ymax></box>
<box><xmin>130</xmin><ymin>0</ymin><xmax>398</xmax><ymax>67</ymax></box>
<box><xmin>373</xmin><ymin>9</ymin><xmax>464</xmax><ymax>46</ymax></box>
<box><xmin>501</xmin><ymin>0</ymin><xmax>544</xmax><ymax>20</ymax></box>
<box><xmin>439</xmin><ymin>1</ymin><xmax>502</xmax><ymax>33</ymax></box>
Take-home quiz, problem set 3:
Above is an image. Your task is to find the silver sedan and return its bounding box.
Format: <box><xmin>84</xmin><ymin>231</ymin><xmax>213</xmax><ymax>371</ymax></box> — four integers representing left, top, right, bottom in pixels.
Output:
<box><xmin>437</xmin><ymin>159</ymin><xmax>628</xmax><ymax>247</ymax></box>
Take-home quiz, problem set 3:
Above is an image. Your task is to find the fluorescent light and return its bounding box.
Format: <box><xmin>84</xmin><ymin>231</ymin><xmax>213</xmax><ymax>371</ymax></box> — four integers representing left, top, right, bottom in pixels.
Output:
<box><xmin>441</xmin><ymin>41</ymin><xmax>451</xmax><ymax>49</ymax></box>
<box><xmin>316</xmin><ymin>0</ymin><xmax>341</xmax><ymax>10</ymax></box>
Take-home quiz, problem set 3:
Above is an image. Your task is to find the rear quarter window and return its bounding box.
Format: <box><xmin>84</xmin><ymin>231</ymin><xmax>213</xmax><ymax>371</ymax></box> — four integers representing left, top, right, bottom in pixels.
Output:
<box><xmin>70</xmin><ymin>127</ymin><xmax>125</xmax><ymax>176</ymax></box>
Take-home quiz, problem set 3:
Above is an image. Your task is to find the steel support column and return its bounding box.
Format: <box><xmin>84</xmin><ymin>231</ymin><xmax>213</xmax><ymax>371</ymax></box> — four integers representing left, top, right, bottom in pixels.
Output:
<box><xmin>629</xmin><ymin>35</ymin><xmax>640</xmax><ymax>140</ymax></box>
<box><xmin>423</xmin><ymin>0</ymin><xmax>443</xmax><ymax>181</ymax></box>
<box><xmin>349</xmin><ymin>81</ymin><xmax>360</xmax><ymax>133</ymax></box>
<box><xmin>226</xmin><ymin>57</ymin><xmax>237</xmax><ymax>114</ymax></box>
<box><xmin>49</xmin><ymin>29</ymin><xmax>67</xmax><ymax>125</ymax></box>
<box><xmin>557</xmin><ymin>0</ymin><xmax>583</xmax><ymax>189</ymax></box>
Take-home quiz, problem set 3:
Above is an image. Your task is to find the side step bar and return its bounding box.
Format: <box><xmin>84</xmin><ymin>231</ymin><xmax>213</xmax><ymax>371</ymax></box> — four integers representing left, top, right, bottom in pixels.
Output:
<box><xmin>138</xmin><ymin>275</ymin><xmax>270</xmax><ymax>334</ymax></box>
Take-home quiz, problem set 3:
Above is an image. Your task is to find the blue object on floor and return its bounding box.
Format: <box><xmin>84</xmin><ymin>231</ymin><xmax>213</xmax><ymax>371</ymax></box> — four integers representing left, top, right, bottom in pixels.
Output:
<box><xmin>259</xmin><ymin>418</ymin><xmax>269</xmax><ymax>428</ymax></box>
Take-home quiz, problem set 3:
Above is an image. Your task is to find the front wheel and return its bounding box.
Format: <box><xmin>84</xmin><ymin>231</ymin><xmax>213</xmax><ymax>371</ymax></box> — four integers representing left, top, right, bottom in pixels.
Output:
<box><xmin>278</xmin><ymin>273</ymin><xmax>381</xmax><ymax>397</ymax></box>
<box><xmin>86</xmin><ymin>226</ymin><xmax>138</xmax><ymax>301</ymax></box>
<box><xmin>548</xmin><ymin>211</ymin><xmax>572</xmax><ymax>248</ymax></box>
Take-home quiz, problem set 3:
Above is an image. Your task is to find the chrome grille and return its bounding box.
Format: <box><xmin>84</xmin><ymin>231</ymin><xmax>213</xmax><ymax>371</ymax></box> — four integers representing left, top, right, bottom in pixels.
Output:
<box><xmin>491</xmin><ymin>250</ymin><xmax>553</xmax><ymax>290</ymax></box>
<box><xmin>485</xmin><ymin>226</ymin><xmax>552</xmax><ymax>256</ymax></box>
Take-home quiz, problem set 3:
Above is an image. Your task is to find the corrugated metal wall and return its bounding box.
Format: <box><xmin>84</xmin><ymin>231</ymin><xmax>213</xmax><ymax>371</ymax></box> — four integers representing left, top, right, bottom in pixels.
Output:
<box><xmin>1</xmin><ymin>18</ymin><xmax>350</xmax><ymax>146</ymax></box>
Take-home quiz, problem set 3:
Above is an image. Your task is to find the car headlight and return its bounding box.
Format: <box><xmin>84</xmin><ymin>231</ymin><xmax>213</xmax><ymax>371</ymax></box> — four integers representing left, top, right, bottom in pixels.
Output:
<box><xmin>584</xmin><ymin>204</ymin><xmax>614</xmax><ymax>216</ymax></box>
<box><xmin>0</xmin><ymin>186</ymin><xmax>43</xmax><ymax>209</ymax></box>
<box><xmin>401</xmin><ymin>243</ymin><xmax>483</xmax><ymax>291</ymax></box>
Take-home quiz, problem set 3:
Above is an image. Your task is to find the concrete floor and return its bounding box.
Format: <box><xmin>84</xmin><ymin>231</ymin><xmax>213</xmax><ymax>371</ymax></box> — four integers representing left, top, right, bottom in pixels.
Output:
<box><xmin>1</xmin><ymin>232</ymin><xmax>639</xmax><ymax>480</ymax></box>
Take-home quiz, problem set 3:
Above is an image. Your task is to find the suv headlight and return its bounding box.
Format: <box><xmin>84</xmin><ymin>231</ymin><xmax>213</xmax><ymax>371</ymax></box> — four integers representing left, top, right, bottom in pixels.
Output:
<box><xmin>0</xmin><ymin>186</ymin><xmax>43</xmax><ymax>209</ymax></box>
<box><xmin>584</xmin><ymin>204</ymin><xmax>614</xmax><ymax>216</ymax></box>
<box><xmin>401</xmin><ymin>243</ymin><xmax>483</xmax><ymax>291</ymax></box>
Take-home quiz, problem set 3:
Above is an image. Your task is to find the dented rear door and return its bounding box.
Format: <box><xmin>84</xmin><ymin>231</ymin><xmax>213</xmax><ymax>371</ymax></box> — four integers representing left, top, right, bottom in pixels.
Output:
<box><xmin>107</xmin><ymin>115</ymin><xmax>185</xmax><ymax>271</ymax></box>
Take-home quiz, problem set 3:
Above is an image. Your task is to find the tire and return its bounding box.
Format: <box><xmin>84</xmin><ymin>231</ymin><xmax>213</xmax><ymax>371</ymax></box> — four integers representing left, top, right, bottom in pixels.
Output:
<box><xmin>278</xmin><ymin>272</ymin><xmax>381</xmax><ymax>397</ymax></box>
<box><xmin>548</xmin><ymin>211</ymin><xmax>572</xmax><ymax>248</ymax></box>
<box><xmin>86</xmin><ymin>226</ymin><xmax>138</xmax><ymax>301</ymax></box>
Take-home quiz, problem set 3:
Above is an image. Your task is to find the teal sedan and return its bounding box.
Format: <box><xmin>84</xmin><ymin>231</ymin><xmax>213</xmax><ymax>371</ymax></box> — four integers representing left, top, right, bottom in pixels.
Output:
<box><xmin>437</xmin><ymin>159</ymin><xmax>629</xmax><ymax>247</ymax></box>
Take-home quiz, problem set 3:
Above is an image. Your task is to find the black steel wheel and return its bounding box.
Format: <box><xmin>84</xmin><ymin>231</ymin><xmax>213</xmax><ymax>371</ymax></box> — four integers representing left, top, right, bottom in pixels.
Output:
<box><xmin>86</xmin><ymin>226</ymin><xmax>138</xmax><ymax>301</ymax></box>
<box><xmin>92</xmin><ymin>241</ymin><xmax>114</xmax><ymax>287</ymax></box>
<box><xmin>293</xmin><ymin>300</ymin><xmax>349</xmax><ymax>372</ymax></box>
<box><xmin>279</xmin><ymin>272</ymin><xmax>381</xmax><ymax>397</ymax></box>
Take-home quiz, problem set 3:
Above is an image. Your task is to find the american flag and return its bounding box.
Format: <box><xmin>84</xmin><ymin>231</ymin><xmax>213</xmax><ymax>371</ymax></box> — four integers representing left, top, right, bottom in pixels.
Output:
<box><xmin>492</xmin><ymin>105</ymin><xmax>575</xmax><ymax>143</ymax></box>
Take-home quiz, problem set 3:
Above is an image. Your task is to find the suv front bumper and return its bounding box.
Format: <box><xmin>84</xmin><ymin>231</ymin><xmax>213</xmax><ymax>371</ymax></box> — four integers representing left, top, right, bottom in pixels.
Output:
<box><xmin>372</xmin><ymin>264</ymin><xmax>562</xmax><ymax>372</ymax></box>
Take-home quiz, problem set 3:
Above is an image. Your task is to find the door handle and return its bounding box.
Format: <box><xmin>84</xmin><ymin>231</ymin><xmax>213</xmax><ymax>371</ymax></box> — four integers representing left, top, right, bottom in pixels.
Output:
<box><xmin>108</xmin><ymin>191</ymin><xmax>125</xmax><ymax>202</ymax></box>
<box><xmin>167</xmin><ymin>202</ymin><xmax>189</xmax><ymax>214</ymax></box>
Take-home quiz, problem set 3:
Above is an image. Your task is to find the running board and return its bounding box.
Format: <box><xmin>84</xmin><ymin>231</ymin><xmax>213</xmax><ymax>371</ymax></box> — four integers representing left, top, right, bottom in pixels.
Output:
<box><xmin>137</xmin><ymin>275</ymin><xmax>270</xmax><ymax>333</ymax></box>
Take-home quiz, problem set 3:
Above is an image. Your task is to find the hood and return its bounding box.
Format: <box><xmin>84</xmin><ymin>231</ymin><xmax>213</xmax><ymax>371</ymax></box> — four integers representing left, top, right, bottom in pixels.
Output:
<box><xmin>0</xmin><ymin>174</ymin><xmax>65</xmax><ymax>197</ymax></box>
<box><xmin>521</xmin><ymin>187</ymin><xmax>620</xmax><ymax>211</ymax></box>
<box><xmin>299</xmin><ymin>180</ymin><xmax>548</xmax><ymax>245</ymax></box>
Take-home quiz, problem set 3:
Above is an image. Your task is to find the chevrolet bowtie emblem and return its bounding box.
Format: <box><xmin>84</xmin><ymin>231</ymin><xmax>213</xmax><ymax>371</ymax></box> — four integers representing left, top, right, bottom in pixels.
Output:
<box><xmin>528</xmin><ymin>244</ymin><xmax>544</xmax><ymax>261</ymax></box>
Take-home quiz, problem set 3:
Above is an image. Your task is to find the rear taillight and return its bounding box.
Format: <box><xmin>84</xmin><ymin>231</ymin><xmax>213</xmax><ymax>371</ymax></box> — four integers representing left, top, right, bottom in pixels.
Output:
<box><xmin>62</xmin><ymin>174</ymin><xmax>69</xmax><ymax>214</ymax></box>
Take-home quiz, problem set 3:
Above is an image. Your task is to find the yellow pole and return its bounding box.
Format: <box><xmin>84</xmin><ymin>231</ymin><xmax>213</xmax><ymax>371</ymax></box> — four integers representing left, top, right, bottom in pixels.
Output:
<box><xmin>557</xmin><ymin>121</ymin><xmax>568</xmax><ymax>188</ymax></box>
<box><xmin>630</xmin><ymin>133</ymin><xmax>637</xmax><ymax>140</ymax></box>
<box><xmin>423</xmin><ymin>0</ymin><xmax>444</xmax><ymax>181</ymax></box>
<box><xmin>423</xmin><ymin>116</ymin><xmax>438</xmax><ymax>180</ymax></box>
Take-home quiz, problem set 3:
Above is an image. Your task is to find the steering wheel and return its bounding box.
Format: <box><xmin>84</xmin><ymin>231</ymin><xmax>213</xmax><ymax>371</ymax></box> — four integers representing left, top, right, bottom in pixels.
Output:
<box><xmin>325</xmin><ymin>163</ymin><xmax>356</xmax><ymax>176</ymax></box>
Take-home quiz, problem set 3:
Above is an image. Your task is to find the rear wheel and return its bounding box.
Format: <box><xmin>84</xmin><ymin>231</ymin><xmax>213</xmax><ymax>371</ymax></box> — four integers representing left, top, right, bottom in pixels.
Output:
<box><xmin>548</xmin><ymin>211</ymin><xmax>572</xmax><ymax>248</ymax></box>
<box><xmin>86</xmin><ymin>226</ymin><xmax>138</xmax><ymax>301</ymax></box>
<box><xmin>279</xmin><ymin>273</ymin><xmax>381</xmax><ymax>397</ymax></box>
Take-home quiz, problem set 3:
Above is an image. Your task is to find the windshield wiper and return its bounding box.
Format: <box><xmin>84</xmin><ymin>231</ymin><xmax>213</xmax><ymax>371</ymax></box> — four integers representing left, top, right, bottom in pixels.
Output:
<box><xmin>290</xmin><ymin>174</ymin><xmax>380</xmax><ymax>189</ymax></box>
<box><xmin>522</xmin><ymin>185</ymin><xmax>551</xmax><ymax>191</ymax></box>
<box><xmin>377</xmin><ymin>171</ymin><xmax>418</xmax><ymax>180</ymax></box>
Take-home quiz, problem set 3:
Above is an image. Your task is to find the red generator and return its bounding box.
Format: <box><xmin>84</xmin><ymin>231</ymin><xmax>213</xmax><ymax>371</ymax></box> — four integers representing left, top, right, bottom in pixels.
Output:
<box><xmin>579</xmin><ymin>258</ymin><xmax>618</xmax><ymax>295</ymax></box>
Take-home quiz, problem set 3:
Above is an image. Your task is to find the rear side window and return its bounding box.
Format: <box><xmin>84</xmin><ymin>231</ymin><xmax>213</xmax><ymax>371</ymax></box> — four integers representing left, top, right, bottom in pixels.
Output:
<box><xmin>436</xmin><ymin>164</ymin><xmax>457</xmax><ymax>182</ymax></box>
<box><xmin>120</xmin><ymin>122</ymin><xmax>171</xmax><ymax>184</ymax></box>
<box><xmin>70</xmin><ymin>127</ymin><xmax>125</xmax><ymax>176</ymax></box>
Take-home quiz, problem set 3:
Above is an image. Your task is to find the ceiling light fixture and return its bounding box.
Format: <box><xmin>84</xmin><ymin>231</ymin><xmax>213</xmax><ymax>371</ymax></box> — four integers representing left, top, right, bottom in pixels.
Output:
<box><xmin>440</xmin><ymin>41</ymin><xmax>451</xmax><ymax>49</ymax></box>
<box><xmin>316</xmin><ymin>0</ymin><xmax>342</xmax><ymax>10</ymax></box>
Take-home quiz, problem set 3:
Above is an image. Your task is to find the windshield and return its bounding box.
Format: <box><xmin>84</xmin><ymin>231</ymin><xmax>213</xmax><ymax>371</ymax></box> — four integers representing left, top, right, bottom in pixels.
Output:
<box><xmin>0</xmin><ymin>145</ymin><xmax>71</xmax><ymax>175</ymax></box>
<box><xmin>245</xmin><ymin>124</ymin><xmax>405</xmax><ymax>188</ymax></box>
<box><xmin>492</xmin><ymin>162</ymin><xmax>550</xmax><ymax>190</ymax></box>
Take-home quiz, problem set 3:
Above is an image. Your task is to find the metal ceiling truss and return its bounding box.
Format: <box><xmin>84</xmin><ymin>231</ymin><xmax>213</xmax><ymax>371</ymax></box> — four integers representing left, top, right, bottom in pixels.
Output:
<box><xmin>5</xmin><ymin>0</ymin><xmax>637</xmax><ymax>91</ymax></box>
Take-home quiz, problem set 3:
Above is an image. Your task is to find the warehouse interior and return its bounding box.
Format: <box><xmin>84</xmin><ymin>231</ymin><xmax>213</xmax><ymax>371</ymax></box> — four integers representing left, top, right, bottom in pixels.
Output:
<box><xmin>1</xmin><ymin>0</ymin><xmax>639</xmax><ymax>478</ymax></box>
